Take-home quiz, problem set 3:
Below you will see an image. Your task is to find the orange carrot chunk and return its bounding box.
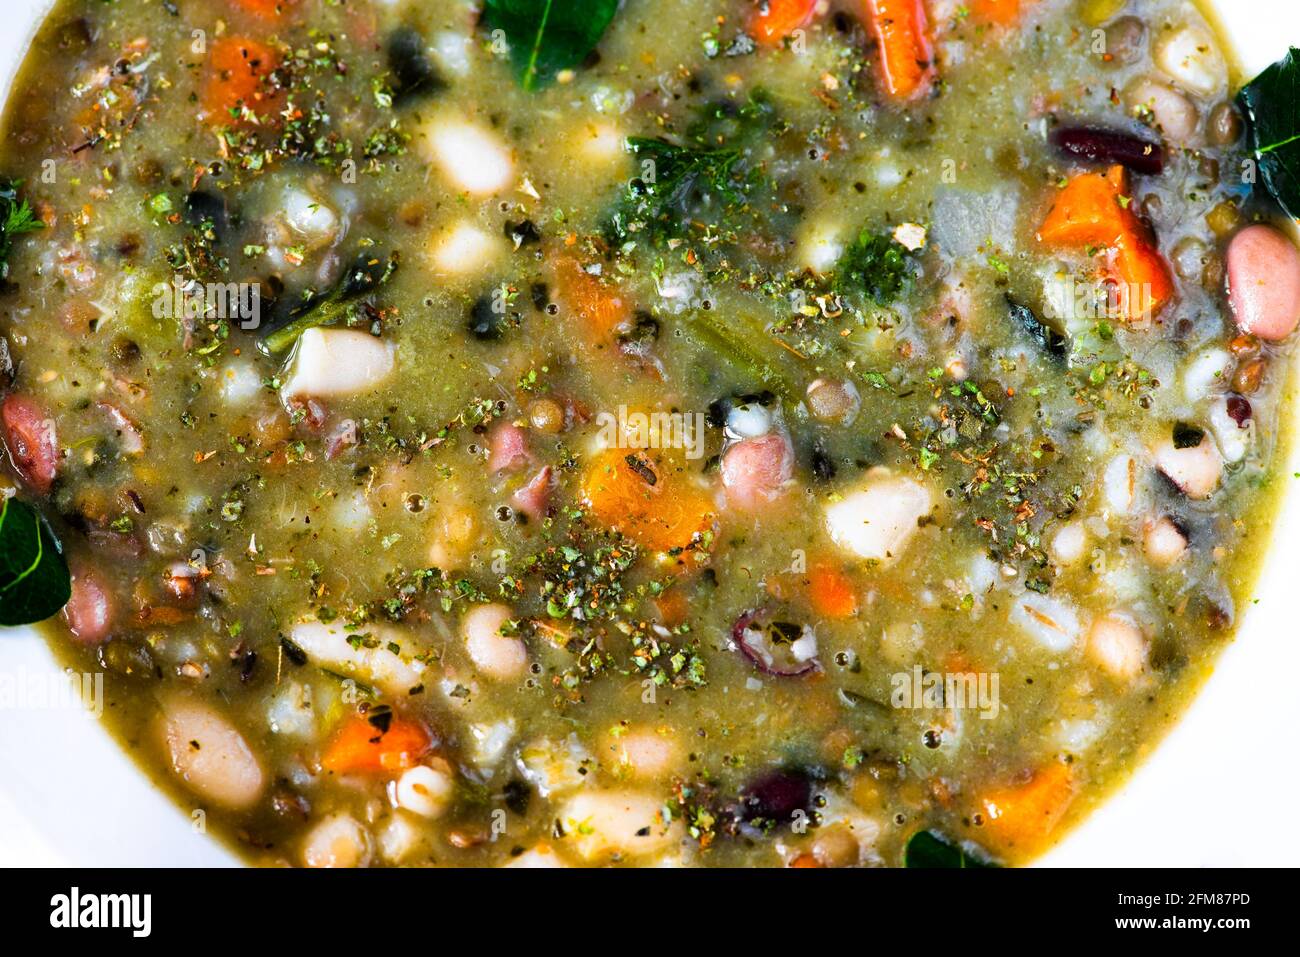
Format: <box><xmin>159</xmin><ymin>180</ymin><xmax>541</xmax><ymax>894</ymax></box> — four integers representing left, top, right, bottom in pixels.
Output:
<box><xmin>321</xmin><ymin>715</ymin><xmax>433</xmax><ymax>775</ymax></box>
<box><xmin>970</xmin><ymin>0</ymin><xmax>1028</xmax><ymax>25</ymax></box>
<box><xmin>807</xmin><ymin>563</ymin><xmax>859</xmax><ymax>619</ymax></box>
<box><xmin>752</xmin><ymin>0</ymin><xmax>821</xmax><ymax>47</ymax></box>
<box><xmin>202</xmin><ymin>36</ymin><xmax>282</xmax><ymax>128</ymax></box>
<box><xmin>556</xmin><ymin>258</ymin><xmax>630</xmax><ymax>345</ymax></box>
<box><xmin>1037</xmin><ymin>165</ymin><xmax>1130</xmax><ymax>247</ymax></box>
<box><xmin>227</xmin><ymin>0</ymin><xmax>296</xmax><ymax>19</ymax></box>
<box><xmin>861</xmin><ymin>0</ymin><xmax>935</xmax><ymax>101</ymax></box>
<box><xmin>581</xmin><ymin>447</ymin><xmax>714</xmax><ymax>553</ymax></box>
<box><xmin>1038</xmin><ymin>165</ymin><xmax>1173</xmax><ymax>320</ymax></box>
<box><xmin>980</xmin><ymin>762</ymin><xmax>1076</xmax><ymax>852</ymax></box>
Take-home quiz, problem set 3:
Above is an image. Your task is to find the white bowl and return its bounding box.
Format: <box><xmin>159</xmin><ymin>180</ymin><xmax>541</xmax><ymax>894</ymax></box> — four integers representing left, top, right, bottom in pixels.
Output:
<box><xmin>1</xmin><ymin>0</ymin><xmax>1298</xmax><ymax>867</ymax></box>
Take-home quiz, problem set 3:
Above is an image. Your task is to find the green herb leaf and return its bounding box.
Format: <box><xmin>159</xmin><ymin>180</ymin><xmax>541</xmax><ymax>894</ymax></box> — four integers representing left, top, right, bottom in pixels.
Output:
<box><xmin>1</xmin><ymin>178</ymin><xmax>45</xmax><ymax>281</ymax></box>
<box><xmin>1238</xmin><ymin>47</ymin><xmax>1300</xmax><ymax>218</ymax></box>
<box><xmin>0</xmin><ymin>498</ymin><xmax>72</xmax><ymax>627</ymax></box>
<box><xmin>903</xmin><ymin>830</ymin><xmax>997</xmax><ymax>868</ymax></box>
<box><xmin>483</xmin><ymin>0</ymin><xmax>619</xmax><ymax>91</ymax></box>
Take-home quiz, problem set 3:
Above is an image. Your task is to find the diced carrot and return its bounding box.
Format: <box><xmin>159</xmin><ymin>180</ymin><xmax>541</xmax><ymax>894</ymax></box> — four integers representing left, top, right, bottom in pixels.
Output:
<box><xmin>653</xmin><ymin>588</ymin><xmax>690</xmax><ymax>627</ymax></box>
<box><xmin>980</xmin><ymin>762</ymin><xmax>1076</xmax><ymax>852</ymax></box>
<box><xmin>860</xmin><ymin>0</ymin><xmax>935</xmax><ymax>101</ymax></box>
<box><xmin>1037</xmin><ymin>166</ymin><xmax>1130</xmax><ymax>247</ymax></box>
<box><xmin>556</xmin><ymin>258</ymin><xmax>631</xmax><ymax>344</ymax></box>
<box><xmin>970</xmin><ymin>0</ymin><xmax>1027</xmax><ymax>25</ymax></box>
<box><xmin>1038</xmin><ymin>165</ymin><xmax>1173</xmax><ymax>320</ymax></box>
<box><xmin>1110</xmin><ymin>230</ymin><xmax>1175</xmax><ymax>319</ymax></box>
<box><xmin>752</xmin><ymin>0</ymin><xmax>821</xmax><ymax>47</ymax></box>
<box><xmin>788</xmin><ymin>852</ymin><xmax>823</xmax><ymax>867</ymax></box>
<box><xmin>581</xmin><ymin>447</ymin><xmax>715</xmax><ymax>553</ymax></box>
<box><xmin>807</xmin><ymin>563</ymin><xmax>859</xmax><ymax>619</ymax></box>
<box><xmin>227</xmin><ymin>0</ymin><xmax>296</xmax><ymax>19</ymax></box>
<box><xmin>202</xmin><ymin>37</ymin><xmax>282</xmax><ymax>128</ymax></box>
<box><xmin>321</xmin><ymin>714</ymin><xmax>432</xmax><ymax>775</ymax></box>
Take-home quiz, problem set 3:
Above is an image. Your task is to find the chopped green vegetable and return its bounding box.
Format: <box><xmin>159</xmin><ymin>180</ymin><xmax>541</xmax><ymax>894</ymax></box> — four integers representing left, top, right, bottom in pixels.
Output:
<box><xmin>260</xmin><ymin>250</ymin><xmax>400</xmax><ymax>354</ymax></box>
<box><xmin>836</xmin><ymin>228</ymin><xmax>914</xmax><ymax>305</ymax></box>
<box><xmin>610</xmin><ymin>137</ymin><xmax>745</xmax><ymax>245</ymax></box>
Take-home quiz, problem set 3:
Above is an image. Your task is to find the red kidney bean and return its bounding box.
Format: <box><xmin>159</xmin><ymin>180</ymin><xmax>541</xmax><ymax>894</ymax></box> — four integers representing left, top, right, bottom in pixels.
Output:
<box><xmin>63</xmin><ymin>569</ymin><xmax>114</xmax><ymax>645</ymax></box>
<box><xmin>1049</xmin><ymin>125</ymin><xmax>1165</xmax><ymax>175</ymax></box>
<box><xmin>1</xmin><ymin>394</ymin><xmax>59</xmax><ymax>494</ymax></box>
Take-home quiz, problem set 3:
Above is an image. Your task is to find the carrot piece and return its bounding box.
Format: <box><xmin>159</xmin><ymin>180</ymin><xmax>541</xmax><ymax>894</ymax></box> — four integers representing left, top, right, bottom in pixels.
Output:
<box><xmin>581</xmin><ymin>447</ymin><xmax>715</xmax><ymax>553</ymax></box>
<box><xmin>861</xmin><ymin>0</ymin><xmax>935</xmax><ymax>101</ymax></box>
<box><xmin>1110</xmin><ymin>230</ymin><xmax>1175</xmax><ymax>319</ymax></box>
<box><xmin>807</xmin><ymin>563</ymin><xmax>859</xmax><ymax>619</ymax></box>
<box><xmin>980</xmin><ymin>762</ymin><xmax>1076</xmax><ymax>851</ymax></box>
<box><xmin>321</xmin><ymin>714</ymin><xmax>432</xmax><ymax>775</ymax></box>
<box><xmin>1037</xmin><ymin>166</ymin><xmax>1131</xmax><ymax>247</ymax></box>
<box><xmin>227</xmin><ymin>0</ymin><xmax>295</xmax><ymax>18</ymax></box>
<box><xmin>970</xmin><ymin>0</ymin><xmax>1026</xmax><ymax>25</ymax></box>
<box><xmin>652</xmin><ymin>588</ymin><xmax>690</xmax><ymax>627</ymax></box>
<box><xmin>202</xmin><ymin>37</ymin><xmax>282</xmax><ymax>128</ymax></box>
<box><xmin>788</xmin><ymin>852</ymin><xmax>823</xmax><ymax>867</ymax></box>
<box><xmin>752</xmin><ymin>0</ymin><xmax>821</xmax><ymax>47</ymax></box>
<box><xmin>1038</xmin><ymin>165</ymin><xmax>1173</xmax><ymax>320</ymax></box>
<box><xmin>556</xmin><ymin>258</ymin><xmax>630</xmax><ymax>344</ymax></box>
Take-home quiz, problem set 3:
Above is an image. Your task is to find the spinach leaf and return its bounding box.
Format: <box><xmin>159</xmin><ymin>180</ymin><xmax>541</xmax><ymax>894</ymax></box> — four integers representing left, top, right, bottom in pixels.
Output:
<box><xmin>1237</xmin><ymin>47</ymin><xmax>1300</xmax><ymax>219</ymax></box>
<box><xmin>1</xmin><ymin>178</ymin><xmax>45</xmax><ymax>282</ymax></box>
<box><xmin>836</xmin><ymin>228</ymin><xmax>915</xmax><ymax>306</ymax></box>
<box><xmin>0</xmin><ymin>497</ymin><xmax>71</xmax><ymax>627</ymax></box>
<box><xmin>904</xmin><ymin>830</ymin><xmax>997</xmax><ymax>868</ymax></box>
<box><xmin>482</xmin><ymin>0</ymin><xmax>619</xmax><ymax>91</ymax></box>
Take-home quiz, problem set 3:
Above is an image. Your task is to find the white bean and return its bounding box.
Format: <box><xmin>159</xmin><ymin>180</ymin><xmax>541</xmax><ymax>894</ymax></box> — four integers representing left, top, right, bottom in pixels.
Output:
<box><xmin>1155</xmin><ymin>24</ymin><xmax>1226</xmax><ymax>96</ymax></box>
<box><xmin>1143</xmin><ymin>516</ymin><xmax>1188</xmax><ymax>566</ymax></box>
<box><xmin>1153</xmin><ymin>434</ymin><xmax>1222</xmax><ymax>499</ymax></box>
<box><xmin>825</xmin><ymin>469</ymin><xmax>932</xmax><ymax>563</ymax></box>
<box><xmin>1086</xmin><ymin>613</ymin><xmax>1147</xmax><ymax>680</ymax></box>
<box><xmin>158</xmin><ymin>695</ymin><xmax>265</xmax><ymax>810</ymax></box>
<box><xmin>281</xmin><ymin>328</ymin><xmax>396</xmax><ymax>402</ymax></box>
<box><xmin>392</xmin><ymin>762</ymin><xmax>455</xmax><ymax>819</ymax></box>
<box><xmin>301</xmin><ymin>813</ymin><xmax>371</xmax><ymax>868</ymax></box>
<box><xmin>462</xmin><ymin>603</ymin><xmax>528</xmax><ymax>681</ymax></box>
<box><xmin>558</xmin><ymin>790</ymin><xmax>683</xmax><ymax>862</ymax></box>
<box><xmin>419</xmin><ymin>118</ymin><xmax>513</xmax><ymax>196</ymax></box>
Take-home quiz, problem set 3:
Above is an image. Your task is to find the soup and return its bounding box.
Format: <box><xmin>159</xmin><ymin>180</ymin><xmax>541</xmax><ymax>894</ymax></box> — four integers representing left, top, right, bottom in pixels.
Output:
<box><xmin>1</xmin><ymin>0</ymin><xmax>1296</xmax><ymax>867</ymax></box>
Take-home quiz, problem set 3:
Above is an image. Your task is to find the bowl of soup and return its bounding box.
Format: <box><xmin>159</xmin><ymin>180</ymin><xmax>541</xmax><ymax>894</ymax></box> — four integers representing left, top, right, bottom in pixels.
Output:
<box><xmin>1</xmin><ymin>0</ymin><xmax>1298</xmax><ymax>867</ymax></box>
